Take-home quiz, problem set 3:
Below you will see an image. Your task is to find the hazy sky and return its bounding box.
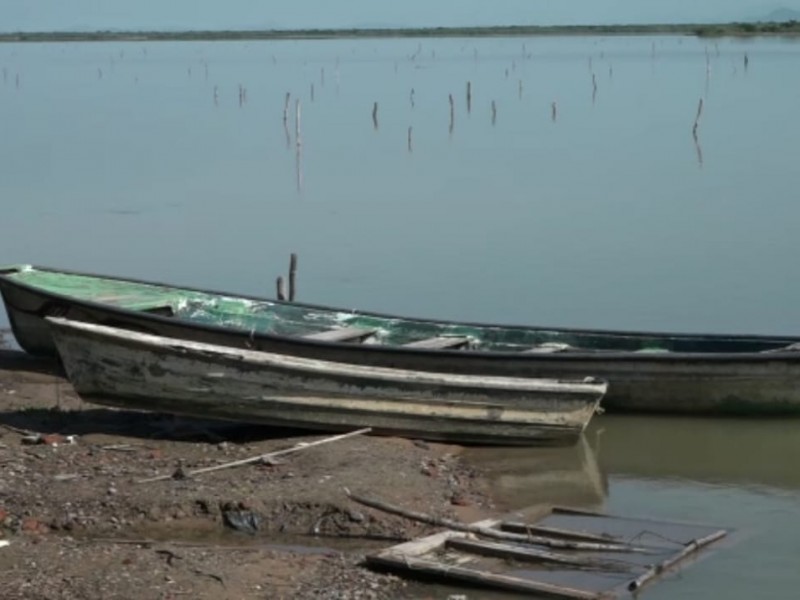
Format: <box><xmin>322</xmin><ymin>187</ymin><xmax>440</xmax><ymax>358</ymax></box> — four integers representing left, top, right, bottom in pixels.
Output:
<box><xmin>1</xmin><ymin>1</ymin><xmax>798</xmax><ymax>31</ymax></box>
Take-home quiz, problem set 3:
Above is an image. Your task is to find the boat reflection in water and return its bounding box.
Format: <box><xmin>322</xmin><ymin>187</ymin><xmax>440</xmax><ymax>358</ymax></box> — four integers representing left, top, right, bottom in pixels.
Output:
<box><xmin>587</xmin><ymin>415</ymin><xmax>800</xmax><ymax>492</ymax></box>
<box><xmin>464</xmin><ymin>435</ymin><xmax>607</xmax><ymax>514</ymax></box>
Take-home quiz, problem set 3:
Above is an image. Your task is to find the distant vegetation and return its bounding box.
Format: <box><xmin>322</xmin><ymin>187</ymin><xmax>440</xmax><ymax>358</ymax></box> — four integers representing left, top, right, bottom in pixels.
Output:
<box><xmin>693</xmin><ymin>20</ymin><xmax>800</xmax><ymax>37</ymax></box>
<box><xmin>1</xmin><ymin>22</ymin><xmax>799</xmax><ymax>43</ymax></box>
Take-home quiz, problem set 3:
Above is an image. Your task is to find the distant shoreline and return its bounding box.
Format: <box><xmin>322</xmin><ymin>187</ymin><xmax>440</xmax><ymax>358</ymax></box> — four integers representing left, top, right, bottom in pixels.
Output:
<box><xmin>1</xmin><ymin>21</ymin><xmax>799</xmax><ymax>43</ymax></box>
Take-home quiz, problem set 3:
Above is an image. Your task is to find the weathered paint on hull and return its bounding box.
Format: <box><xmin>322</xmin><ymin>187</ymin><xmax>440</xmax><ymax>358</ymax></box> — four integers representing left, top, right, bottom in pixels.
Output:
<box><xmin>49</xmin><ymin>319</ymin><xmax>604</xmax><ymax>446</ymax></box>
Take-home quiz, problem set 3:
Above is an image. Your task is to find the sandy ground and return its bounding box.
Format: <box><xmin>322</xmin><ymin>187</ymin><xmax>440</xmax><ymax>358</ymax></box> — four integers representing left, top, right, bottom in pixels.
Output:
<box><xmin>0</xmin><ymin>341</ymin><xmax>496</xmax><ymax>600</ymax></box>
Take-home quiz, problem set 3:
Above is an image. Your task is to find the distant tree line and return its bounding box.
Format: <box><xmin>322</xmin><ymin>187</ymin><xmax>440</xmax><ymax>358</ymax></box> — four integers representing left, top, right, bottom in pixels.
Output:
<box><xmin>1</xmin><ymin>22</ymin><xmax>799</xmax><ymax>43</ymax></box>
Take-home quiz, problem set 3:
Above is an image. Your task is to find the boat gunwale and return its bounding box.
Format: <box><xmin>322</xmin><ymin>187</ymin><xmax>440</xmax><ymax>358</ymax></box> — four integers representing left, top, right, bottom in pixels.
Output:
<box><xmin>4</xmin><ymin>264</ymin><xmax>800</xmax><ymax>362</ymax></box>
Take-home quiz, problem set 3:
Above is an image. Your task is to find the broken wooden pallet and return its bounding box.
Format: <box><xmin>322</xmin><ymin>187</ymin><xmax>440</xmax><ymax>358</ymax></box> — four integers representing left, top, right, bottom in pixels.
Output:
<box><xmin>367</xmin><ymin>506</ymin><xmax>727</xmax><ymax>599</ymax></box>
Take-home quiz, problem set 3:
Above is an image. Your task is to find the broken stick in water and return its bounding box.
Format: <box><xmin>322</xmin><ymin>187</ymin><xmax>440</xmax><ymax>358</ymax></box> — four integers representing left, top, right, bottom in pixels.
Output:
<box><xmin>138</xmin><ymin>427</ymin><xmax>372</xmax><ymax>483</ymax></box>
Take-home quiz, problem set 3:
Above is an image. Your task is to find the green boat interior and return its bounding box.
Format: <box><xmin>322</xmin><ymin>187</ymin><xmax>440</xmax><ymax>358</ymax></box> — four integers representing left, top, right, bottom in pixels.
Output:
<box><xmin>2</xmin><ymin>265</ymin><xmax>797</xmax><ymax>355</ymax></box>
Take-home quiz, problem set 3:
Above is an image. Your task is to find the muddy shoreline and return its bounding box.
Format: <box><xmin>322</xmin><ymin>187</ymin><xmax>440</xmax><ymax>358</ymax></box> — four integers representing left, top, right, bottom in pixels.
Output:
<box><xmin>0</xmin><ymin>348</ymin><xmax>504</xmax><ymax>599</ymax></box>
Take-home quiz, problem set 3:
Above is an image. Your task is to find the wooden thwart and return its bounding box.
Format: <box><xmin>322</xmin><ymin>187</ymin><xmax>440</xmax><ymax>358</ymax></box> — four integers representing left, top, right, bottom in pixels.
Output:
<box><xmin>402</xmin><ymin>336</ymin><xmax>472</xmax><ymax>350</ymax></box>
<box><xmin>303</xmin><ymin>326</ymin><xmax>378</xmax><ymax>343</ymax></box>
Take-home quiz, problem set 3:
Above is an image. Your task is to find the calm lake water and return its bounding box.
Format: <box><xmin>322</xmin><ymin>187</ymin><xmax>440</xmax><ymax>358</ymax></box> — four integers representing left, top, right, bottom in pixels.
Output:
<box><xmin>2</xmin><ymin>35</ymin><xmax>800</xmax><ymax>597</ymax></box>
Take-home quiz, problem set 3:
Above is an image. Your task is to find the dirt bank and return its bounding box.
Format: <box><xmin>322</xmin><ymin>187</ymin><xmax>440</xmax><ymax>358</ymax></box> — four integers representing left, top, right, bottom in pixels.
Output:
<box><xmin>0</xmin><ymin>351</ymin><xmax>495</xmax><ymax>599</ymax></box>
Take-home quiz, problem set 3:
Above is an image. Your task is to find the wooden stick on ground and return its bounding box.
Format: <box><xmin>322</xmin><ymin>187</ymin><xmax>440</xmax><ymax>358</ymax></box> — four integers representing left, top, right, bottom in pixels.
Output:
<box><xmin>345</xmin><ymin>490</ymin><xmax>649</xmax><ymax>553</ymax></box>
<box><xmin>138</xmin><ymin>427</ymin><xmax>371</xmax><ymax>484</ymax></box>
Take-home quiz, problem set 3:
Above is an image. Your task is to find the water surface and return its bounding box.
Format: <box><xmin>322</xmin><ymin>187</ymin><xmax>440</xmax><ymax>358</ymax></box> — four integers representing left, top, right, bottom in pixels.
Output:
<box><xmin>2</xmin><ymin>35</ymin><xmax>800</xmax><ymax>598</ymax></box>
<box><xmin>2</xmin><ymin>36</ymin><xmax>800</xmax><ymax>334</ymax></box>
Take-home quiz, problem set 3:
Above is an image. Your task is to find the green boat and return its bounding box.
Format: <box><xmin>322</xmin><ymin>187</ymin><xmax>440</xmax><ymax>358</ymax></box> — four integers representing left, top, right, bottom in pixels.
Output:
<box><xmin>3</xmin><ymin>264</ymin><xmax>800</xmax><ymax>415</ymax></box>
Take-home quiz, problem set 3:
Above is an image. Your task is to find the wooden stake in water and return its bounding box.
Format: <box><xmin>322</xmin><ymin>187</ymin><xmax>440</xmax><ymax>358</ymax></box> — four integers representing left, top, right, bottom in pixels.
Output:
<box><xmin>744</xmin><ymin>53</ymin><xmax>749</xmax><ymax>71</ymax></box>
<box><xmin>289</xmin><ymin>253</ymin><xmax>298</xmax><ymax>301</ymax></box>
<box><xmin>310</xmin><ymin>83</ymin><xmax>315</xmax><ymax>102</ymax></box>
<box><xmin>692</xmin><ymin>97</ymin><xmax>703</xmax><ymax>138</ymax></box>
<box><xmin>410</xmin><ymin>88</ymin><xmax>415</xmax><ymax>109</ymax></box>
<box><xmin>551</xmin><ymin>101</ymin><xmax>558</xmax><ymax>123</ymax></box>
<box><xmin>518</xmin><ymin>80</ymin><xmax>523</xmax><ymax>100</ymax></box>
<box><xmin>466</xmin><ymin>81</ymin><xmax>472</xmax><ymax>114</ymax></box>
<box><xmin>283</xmin><ymin>92</ymin><xmax>291</xmax><ymax>123</ymax></box>
<box><xmin>491</xmin><ymin>100</ymin><xmax>497</xmax><ymax>126</ymax></box>
<box><xmin>407</xmin><ymin>126</ymin><xmax>413</xmax><ymax>153</ymax></box>
<box><xmin>372</xmin><ymin>101</ymin><xmax>379</xmax><ymax>131</ymax></box>
<box><xmin>694</xmin><ymin>134</ymin><xmax>704</xmax><ymax>169</ymax></box>
<box><xmin>448</xmin><ymin>93</ymin><xmax>455</xmax><ymax>136</ymax></box>
<box><xmin>592</xmin><ymin>73</ymin><xmax>598</xmax><ymax>104</ymax></box>
<box><xmin>276</xmin><ymin>276</ymin><xmax>286</xmax><ymax>301</ymax></box>
<box><xmin>295</xmin><ymin>99</ymin><xmax>302</xmax><ymax>145</ymax></box>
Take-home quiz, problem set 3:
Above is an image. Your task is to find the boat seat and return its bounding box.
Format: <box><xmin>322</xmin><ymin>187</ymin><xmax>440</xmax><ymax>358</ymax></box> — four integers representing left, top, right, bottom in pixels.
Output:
<box><xmin>303</xmin><ymin>326</ymin><xmax>378</xmax><ymax>343</ymax></box>
<box><xmin>402</xmin><ymin>336</ymin><xmax>472</xmax><ymax>350</ymax></box>
<box><xmin>142</xmin><ymin>305</ymin><xmax>175</xmax><ymax>317</ymax></box>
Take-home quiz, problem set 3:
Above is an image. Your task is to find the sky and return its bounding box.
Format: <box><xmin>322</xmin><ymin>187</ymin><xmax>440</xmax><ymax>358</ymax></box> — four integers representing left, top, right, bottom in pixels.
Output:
<box><xmin>1</xmin><ymin>1</ymin><xmax>798</xmax><ymax>31</ymax></box>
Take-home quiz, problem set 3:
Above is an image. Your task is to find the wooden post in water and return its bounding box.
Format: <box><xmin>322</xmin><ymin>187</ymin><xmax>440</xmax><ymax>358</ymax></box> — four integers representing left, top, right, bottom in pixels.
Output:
<box><xmin>466</xmin><ymin>81</ymin><xmax>472</xmax><ymax>114</ymax></box>
<box><xmin>276</xmin><ymin>277</ymin><xmax>286</xmax><ymax>301</ymax></box>
<box><xmin>407</xmin><ymin>126</ymin><xmax>413</xmax><ymax>153</ymax></box>
<box><xmin>448</xmin><ymin>94</ymin><xmax>455</xmax><ymax>136</ymax></box>
<box><xmin>491</xmin><ymin>100</ymin><xmax>497</xmax><ymax>126</ymax></box>
<box><xmin>410</xmin><ymin>88</ymin><xmax>415</xmax><ymax>109</ymax></box>
<box><xmin>692</xmin><ymin>97</ymin><xmax>703</xmax><ymax>138</ymax></box>
<box><xmin>289</xmin><ymin>253</ymin><xmax>298</xmax><ymax>302</ymax></box>
<box><xmin>295</xmin><ymin>99</ymin><xmax>302</xmax><ymax>145</ymax></box>
<box><xmin>372</xmin><ymin>102</ymin><xmax>379</xmax><ymax>130</ymax></box>
<box><xmin>551</xmin><ymin>101</ymin><xmax>557</xmax><ymax>122</ymax></box>
<box><xmin>283</xmin><ymin>92</ymin><xmax>291</xmax><ymax>123</ymax></box>
<box><xmin>310</xmin><ymin>83</ymin><xmax>315</xmax><ymax>102</ymax></box>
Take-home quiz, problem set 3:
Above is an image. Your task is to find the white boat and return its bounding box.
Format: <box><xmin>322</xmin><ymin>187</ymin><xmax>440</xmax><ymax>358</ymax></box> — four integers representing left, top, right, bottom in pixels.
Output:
<box><xmin>47</xmin><ymin>318</ymin><xmax>606</xmax><ymax>446</ymax></box>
